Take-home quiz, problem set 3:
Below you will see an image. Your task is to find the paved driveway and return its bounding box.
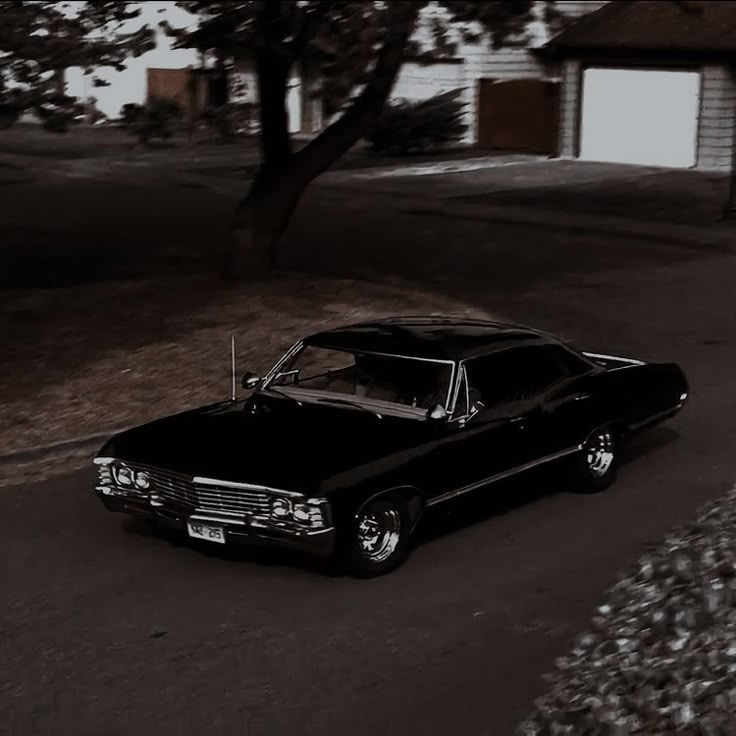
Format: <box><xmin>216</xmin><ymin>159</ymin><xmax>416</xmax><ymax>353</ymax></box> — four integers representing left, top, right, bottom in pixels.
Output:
<box><xmin>4</xmin><ymin>153</ymin><xmax>736</xmax><ymax>735</ymax></box>
<box><xmin>5</xmin><ymin>228</ymin><xmax>736</xmax><ymax>736</ymax></box>
<box><xmin>2</xmin><ymin>411</ymin><xmax>728</xmax><ymax>736</ymax></box>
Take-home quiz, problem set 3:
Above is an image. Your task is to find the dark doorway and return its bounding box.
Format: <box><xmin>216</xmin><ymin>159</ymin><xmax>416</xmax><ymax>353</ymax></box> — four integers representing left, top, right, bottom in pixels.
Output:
<box><xmin>477</xmin><ymin>78</ymin><xmax>560</xmax><ymax>155</ymax></box>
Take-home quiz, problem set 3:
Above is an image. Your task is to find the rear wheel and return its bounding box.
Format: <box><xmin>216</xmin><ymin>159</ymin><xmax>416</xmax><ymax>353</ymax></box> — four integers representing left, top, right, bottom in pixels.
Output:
<box><xmin>343</xmin><ymin>496</ymin><xmax>410</xmax><ymax>578</ymax></box>
<box><xmin>572</xmin><ymin>426</ymin><xmax>618</xmax><ymax>493</ymax></box>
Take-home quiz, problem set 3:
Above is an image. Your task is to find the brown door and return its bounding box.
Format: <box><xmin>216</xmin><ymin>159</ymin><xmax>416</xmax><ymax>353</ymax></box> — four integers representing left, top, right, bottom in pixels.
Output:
<box><xmin>477</xmin><ymin>78</ymin><xmax>560</xmax><ymax>155</ymax></box>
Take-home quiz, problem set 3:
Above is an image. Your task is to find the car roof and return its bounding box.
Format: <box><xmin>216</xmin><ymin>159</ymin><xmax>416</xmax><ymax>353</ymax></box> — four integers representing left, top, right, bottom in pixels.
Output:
<box><xmin>303</xmin><ymin>316</ymin><xmax>557</xmax><ymax>361</ymax></box>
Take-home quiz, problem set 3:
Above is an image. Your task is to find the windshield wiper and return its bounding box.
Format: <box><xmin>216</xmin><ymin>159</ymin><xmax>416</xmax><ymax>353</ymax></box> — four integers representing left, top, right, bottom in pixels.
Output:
<box><xmin>315</xmin><ymin>397</ymin><xmax>382</xmax><ymax>418</ymax></box>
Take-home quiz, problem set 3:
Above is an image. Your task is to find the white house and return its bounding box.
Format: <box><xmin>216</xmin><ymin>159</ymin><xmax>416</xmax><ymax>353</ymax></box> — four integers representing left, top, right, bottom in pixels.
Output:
<box><xmin>231</xmin><ymin>1</ymin><xmax>608</xmax><ymax>149</ymax></box>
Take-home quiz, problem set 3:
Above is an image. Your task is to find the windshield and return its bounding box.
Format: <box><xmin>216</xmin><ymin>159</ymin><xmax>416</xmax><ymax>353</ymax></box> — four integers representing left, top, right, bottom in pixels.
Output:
<box><xmin>262</xmin><ymin>344</ymin><xmax>454</xmax><ymax>414</ymax></box>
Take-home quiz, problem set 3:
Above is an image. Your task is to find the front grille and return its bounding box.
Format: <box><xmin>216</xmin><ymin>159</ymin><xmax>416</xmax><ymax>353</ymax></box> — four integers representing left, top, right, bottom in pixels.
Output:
<box><xmin>124</xmin><ymin>462</ymin><xmax>272</xmax><ymax>517</ymax></box>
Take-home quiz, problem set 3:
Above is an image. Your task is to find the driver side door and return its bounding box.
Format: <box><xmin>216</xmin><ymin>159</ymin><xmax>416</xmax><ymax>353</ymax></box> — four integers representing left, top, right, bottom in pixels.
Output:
<box><xmin>423</xmin><ymin>361</ymin><xmax>530</xmax><ymax>504</ymax></box>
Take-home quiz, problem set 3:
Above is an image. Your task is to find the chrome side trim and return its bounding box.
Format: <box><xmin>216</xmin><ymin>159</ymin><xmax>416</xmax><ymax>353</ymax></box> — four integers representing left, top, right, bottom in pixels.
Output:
<box><xmin>583</xmin><ymin>352</ymin><xmax>645</xmax><ymax>367</ymax></box>
<box><xmin>193</xmin><ymin>476</ymin><xmax>303</xmax><ymax>498</ymax></box>
<box><xmin>426</xmin><ymin>446</ymin><xmax>583</xmax><ymax>507</ymax></box>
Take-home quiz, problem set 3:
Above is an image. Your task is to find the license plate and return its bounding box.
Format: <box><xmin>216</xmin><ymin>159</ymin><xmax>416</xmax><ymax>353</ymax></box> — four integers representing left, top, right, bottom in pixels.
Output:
<box><xmin>187</xmin><ymin>520</ymin><xmax>226</xmax><ymax>544</ymax></box>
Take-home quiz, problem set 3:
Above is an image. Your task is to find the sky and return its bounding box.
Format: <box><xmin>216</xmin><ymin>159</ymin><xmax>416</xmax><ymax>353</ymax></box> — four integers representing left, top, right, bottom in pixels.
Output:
<box><xmin>64</xmin><ymin>2</ymin><xmax>200</xmax><ymax>118</ymax></box>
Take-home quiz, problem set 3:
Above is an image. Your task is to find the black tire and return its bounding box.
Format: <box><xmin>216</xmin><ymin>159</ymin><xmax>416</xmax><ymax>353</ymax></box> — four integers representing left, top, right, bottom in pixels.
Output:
<box><xmin>342</xmin><ymin>496</ymin><xmax>410</xmax><ymax>578</ymax></box>
<box><xmin>571</xmin><ymin>426</ymin><xmax>618</xmax><ymax>493</ymax></box>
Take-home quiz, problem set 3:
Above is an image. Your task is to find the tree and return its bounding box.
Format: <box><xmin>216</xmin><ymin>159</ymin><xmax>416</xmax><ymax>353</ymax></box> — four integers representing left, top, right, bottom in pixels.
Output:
<box><xmin>1</xmin><ymin>0</ymin><xmax>545</xmax><ymax>278</ymax></box>
<box><xmin>0</xmin><ymin>1</ymin><xmax>155</xmax><ymax>130</ymax></box>
<box><xmin>169</xmin><ymin>0</ymin><xmax>545</xmax><ymax>279</ymax></box>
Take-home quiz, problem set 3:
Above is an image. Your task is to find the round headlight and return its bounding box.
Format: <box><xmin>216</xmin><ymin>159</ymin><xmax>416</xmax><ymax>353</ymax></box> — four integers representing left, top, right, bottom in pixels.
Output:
<box><xmin>134</xmin><ymin>471</ymin><xmax>150</xmax><ymax>490</ymax></box>
<box><xmin>292</xmin><ymin>504</ymin><xmax>312</xmax><ymax>523</ymax></box>
<box><xmin>271</xmin><ymin>498</ymin><xmax>292</xmax><ymax>519</ymax></box>
<box><xmin>116</xmin><ymin>465</ymin><xmax>133</xmax><ymax>485</ymax></box>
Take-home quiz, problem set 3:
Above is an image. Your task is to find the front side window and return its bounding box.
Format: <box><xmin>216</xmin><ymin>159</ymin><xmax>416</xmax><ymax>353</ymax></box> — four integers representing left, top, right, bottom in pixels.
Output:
<box><xmin>266</xmin><ymin>344</ymin><xmax>453</xmax><ymax>412</ymax></box>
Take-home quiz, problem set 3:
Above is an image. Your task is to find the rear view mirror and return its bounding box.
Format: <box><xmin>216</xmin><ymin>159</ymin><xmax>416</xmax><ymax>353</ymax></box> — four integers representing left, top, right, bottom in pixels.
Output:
<box><xmin>426</xmin><ymin>404</ymin><xmax>448</xmax><ymax>421</ymax></box>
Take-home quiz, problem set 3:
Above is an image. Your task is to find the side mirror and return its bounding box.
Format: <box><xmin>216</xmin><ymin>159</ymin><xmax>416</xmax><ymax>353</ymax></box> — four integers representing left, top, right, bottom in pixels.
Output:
<box><xmin>426</xmin><ymin>404</ymin><xmax>448</xmax><ymax>421</ymax></box>
<box><xmin>242</xmin><ymin>372</ymin><xmax>262</xmax><ymax>390</ymax></box>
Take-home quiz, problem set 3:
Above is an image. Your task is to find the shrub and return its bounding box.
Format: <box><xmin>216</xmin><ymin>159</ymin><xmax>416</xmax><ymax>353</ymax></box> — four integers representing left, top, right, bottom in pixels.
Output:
<box><xmin>197</xmin><ymin>101</ymin><xmax>258</xmax><ymax>141</ymax></box>
<box><xmin>120</xmin><ymin>96</ymin><xmax>183</xmax><ymax>144</ymax></box>
<box><xmin>367</xmin><ymin>88</ymin><xmax>468</xmax><ymax>155</ymax></box>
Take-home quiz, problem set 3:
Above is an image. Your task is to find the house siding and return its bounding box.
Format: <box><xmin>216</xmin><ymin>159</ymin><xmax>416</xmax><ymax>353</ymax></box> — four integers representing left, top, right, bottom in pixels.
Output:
<box><xmin>558</xmin><ymin>59</ymin><xmax>582</xmax><ymax>158</ymax></box>
<box><xmin>412</xmin><ymin>0</ymin><xmax>608</xmax><ymax>143</ymax></box>
<box><xmin>696</xmin><ymin>65</ymin><xmax>736</xmax><ymax>171</ymax></box>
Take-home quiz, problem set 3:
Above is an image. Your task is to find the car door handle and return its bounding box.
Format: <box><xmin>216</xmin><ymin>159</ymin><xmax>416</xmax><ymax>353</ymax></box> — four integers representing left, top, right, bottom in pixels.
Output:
<box><xmin>572</xmin><ymin>393</ymin><xmax>591</xmax><ymax>402</ymax></box>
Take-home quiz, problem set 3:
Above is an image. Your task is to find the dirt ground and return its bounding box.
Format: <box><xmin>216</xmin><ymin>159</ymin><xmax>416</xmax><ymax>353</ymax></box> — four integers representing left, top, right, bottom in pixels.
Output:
<box><xmin>0</xmin><ymin>272</ymin><xmax>492</xmax><ymax>457</ymax></box>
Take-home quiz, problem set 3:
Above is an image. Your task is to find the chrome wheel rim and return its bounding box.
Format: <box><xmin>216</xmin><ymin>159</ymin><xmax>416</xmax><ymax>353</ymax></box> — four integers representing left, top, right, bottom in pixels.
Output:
<box><xmin>586</xmin><ymin>430</ymin><xmax>615</xmax><ymax>477</ymax></box>
<box><xmin>356</xmin><ymin>504</ymin><xmax>401</xmax><ymax>563</ymax></box>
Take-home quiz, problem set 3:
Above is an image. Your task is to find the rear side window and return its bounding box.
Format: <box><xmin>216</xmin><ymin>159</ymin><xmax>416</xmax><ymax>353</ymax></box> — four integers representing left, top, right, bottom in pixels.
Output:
<box><xmin>465</xmin><ymin>344</ymin><xmax>591</xmax><ymax>407</ymax></box>
<box><xmin>543</xmin><ymin>344</ymin><xmax>596</xmax><ymax>378</ymax></box>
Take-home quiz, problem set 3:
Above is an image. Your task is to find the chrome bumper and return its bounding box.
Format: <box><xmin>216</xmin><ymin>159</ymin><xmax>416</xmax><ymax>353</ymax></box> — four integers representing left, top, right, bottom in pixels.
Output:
<box><xmin>96</xmin><ymin>490</ymin><xmax>336</xmax><ymax>558</ymax></box>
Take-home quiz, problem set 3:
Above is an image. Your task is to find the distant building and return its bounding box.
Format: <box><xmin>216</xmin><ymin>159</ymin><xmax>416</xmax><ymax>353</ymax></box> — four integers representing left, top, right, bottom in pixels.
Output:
<box><xmin>544</xmin><ymin>0</ymin><xmax>736</xmax><ymax>171</ymax></box>
<box><xmin>230</xmin><ymin>0</ymin><xmax>607</xmax><ymax>152</ymax></box>
<box><xmin>64</xmin><ymin>2</ymin><xmax>201</xmax><ymax>120</ymax></box>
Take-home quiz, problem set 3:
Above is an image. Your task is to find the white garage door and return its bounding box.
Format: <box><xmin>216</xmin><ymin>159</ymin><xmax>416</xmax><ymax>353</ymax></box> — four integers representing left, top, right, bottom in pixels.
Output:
<box><xmin>579</xmin><ymin>68</ymin><xmax>701</xmax><ymax>168</ymax></box>
<box><xmin>391</xmin><ymin>62</ymin><xmax>464</xmax><ymax>102</ymax></box>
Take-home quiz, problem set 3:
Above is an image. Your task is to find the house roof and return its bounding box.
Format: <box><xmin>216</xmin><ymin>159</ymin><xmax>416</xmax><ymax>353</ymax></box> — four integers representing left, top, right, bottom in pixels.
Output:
<box><xmin>546</xmin><ymin>0</ymin><xmax>736</xmax><ymax>57</ymax></box>
<box><xmin>304</xmin><ymin>316</ymin><xmax>554</xmax><ymax>362</ymax></box>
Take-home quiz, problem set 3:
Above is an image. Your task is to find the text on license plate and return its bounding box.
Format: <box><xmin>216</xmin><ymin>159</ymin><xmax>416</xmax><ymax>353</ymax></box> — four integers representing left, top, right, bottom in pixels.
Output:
<box><xmin>187</xmin><ymin>520</ymin><xmax>226</xmax><ymax>544</ymax></box>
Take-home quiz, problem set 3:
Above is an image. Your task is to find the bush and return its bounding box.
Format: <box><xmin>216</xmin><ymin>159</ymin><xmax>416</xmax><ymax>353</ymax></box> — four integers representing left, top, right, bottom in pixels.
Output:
<box><xmin>367</xmin><ymin>88</ymin><xmax>468</xmax><ymax>155</ymax></box>
<box><xmin>197</xmin><ymin>101</ymin><xmax>258</xmax><ymax>141</ymax></box>
<box><xmin>120</xmin><ymin>96</ymin><xmax>183</xmax><ymax>144</ymax></box>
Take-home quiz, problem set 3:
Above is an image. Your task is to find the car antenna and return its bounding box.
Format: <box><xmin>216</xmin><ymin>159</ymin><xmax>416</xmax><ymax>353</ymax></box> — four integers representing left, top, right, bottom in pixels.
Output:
<box><xmin>230</xmin><ymin>334</ymin><xmax>237</xmax><ymax>401</ymax></box>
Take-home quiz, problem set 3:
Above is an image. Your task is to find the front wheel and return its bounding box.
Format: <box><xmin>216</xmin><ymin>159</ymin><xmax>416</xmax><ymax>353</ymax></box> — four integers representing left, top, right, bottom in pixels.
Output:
<box><xmin>571</xmin><ymin>426</ymin><xmax>618</xmax><ymax>493</ymax></box>
<box><xmin>342</xmin><ymin>496</ymin><xmax>410</xmax><ymax>578</ymax></box>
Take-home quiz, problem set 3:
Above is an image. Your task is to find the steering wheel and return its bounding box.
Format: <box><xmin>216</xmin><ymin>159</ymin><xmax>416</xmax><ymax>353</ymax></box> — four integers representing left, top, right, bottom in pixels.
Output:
<box><xmin>396</xmin><ymin>390</ymin><xmax>444</xmax><ymax>410</ymax></box>
<box><xmin>468</xmin><ymin>388</ymin><xmax>485</xmax><ymax>413</ymax></box>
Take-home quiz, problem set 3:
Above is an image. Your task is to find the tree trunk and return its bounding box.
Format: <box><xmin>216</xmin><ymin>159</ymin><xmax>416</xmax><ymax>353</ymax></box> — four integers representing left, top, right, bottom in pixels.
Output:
<box><xmin>223</xmin><ymin>166</ymin><xmax>304</xmax><ymax>280</ymax></box>
<box><xmin>222</xmin><ymin>0</ymin><xmax>421</xmax><ymax>281</ymax></box>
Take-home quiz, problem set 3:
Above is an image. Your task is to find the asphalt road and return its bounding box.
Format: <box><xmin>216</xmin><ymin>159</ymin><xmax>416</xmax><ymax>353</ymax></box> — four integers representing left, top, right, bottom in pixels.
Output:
<box><xmin>4</xmin><ymin>161</ymin><xmax>736</xmax><ymax>736</ymax></box>
<box><xmin>2</xmin><ymin>399</ymin><xmax>733</xmax><ymax>736</ymax></box>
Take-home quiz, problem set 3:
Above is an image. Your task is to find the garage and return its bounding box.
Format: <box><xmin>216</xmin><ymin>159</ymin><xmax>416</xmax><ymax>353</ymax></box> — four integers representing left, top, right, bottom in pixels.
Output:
<box><xmin>579</xmin><ymin>68</ymin><xmax>701</xmax><ymax>168</ymax></box>
<box><xmin>545</xmin><ymin>1</ymin><xmax>736</xmax><ymax>173</ymax></box>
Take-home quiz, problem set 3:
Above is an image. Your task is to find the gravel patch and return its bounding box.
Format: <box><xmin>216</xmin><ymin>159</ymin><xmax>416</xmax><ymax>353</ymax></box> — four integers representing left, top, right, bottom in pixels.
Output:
<box><xmin>1</xmin><ymin>271</ymin><xmax>496</xmax><ymax>486</ymax></box>
<box><xmin>517</xmin><ymin>485</ymin><xmax>736</xmax><ymax>736</ymax></box>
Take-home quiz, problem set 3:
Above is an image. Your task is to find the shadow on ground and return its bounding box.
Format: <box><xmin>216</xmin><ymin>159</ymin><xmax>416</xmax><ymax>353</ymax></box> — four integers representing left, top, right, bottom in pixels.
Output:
<box><xmin>454</xmin><ymin>170</ymin><xmax>730</xmax><ymax>226</ymax></box>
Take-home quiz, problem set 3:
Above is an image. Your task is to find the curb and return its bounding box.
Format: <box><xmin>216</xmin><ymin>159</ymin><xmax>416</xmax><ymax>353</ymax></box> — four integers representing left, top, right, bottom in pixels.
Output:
<box><xmin>0</xmin><ymin>427</ymin><xmax>130</xmax><ymax>467</ymax></box>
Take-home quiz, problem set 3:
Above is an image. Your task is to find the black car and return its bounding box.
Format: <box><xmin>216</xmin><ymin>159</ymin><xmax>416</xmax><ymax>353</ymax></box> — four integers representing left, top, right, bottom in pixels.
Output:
<box><xmin>94</xmin><ymin>317</ymin><xmax>688</xmax><ymax>577</ymax></box>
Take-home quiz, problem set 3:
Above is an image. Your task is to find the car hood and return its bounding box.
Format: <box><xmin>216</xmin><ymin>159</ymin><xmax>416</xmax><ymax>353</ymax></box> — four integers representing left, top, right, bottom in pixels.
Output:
<box><xmin>99</xmin><ymin>395</ymin><xmax>433</xmax><ymax>494</ymax></box>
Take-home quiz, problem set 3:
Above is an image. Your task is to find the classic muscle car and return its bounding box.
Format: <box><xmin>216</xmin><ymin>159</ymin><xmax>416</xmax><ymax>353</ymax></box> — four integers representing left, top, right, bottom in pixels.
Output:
<box><xmin>94</xmin><ymin>317</ymin><xmax>688</xmax><ymax>577</ymax></box>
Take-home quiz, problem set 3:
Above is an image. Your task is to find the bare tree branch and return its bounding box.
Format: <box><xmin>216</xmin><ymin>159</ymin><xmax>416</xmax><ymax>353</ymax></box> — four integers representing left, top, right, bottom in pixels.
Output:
<box><xmin>293</xmin><ymin>0</ymin><xmax>422</xmax><ymax>182</ymax></box>
<box><xmin>289</xmin><ymin>0</ymin><xmax>334</xmax><ymax>58</ymax></box>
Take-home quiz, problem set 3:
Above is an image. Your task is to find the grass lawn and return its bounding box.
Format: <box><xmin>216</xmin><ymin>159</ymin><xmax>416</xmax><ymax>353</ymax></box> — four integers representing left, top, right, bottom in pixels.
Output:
<box><xmin>0</xmin><ymin>271</ymin><xmax>494</xmax><ymax>485</ymax></box>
